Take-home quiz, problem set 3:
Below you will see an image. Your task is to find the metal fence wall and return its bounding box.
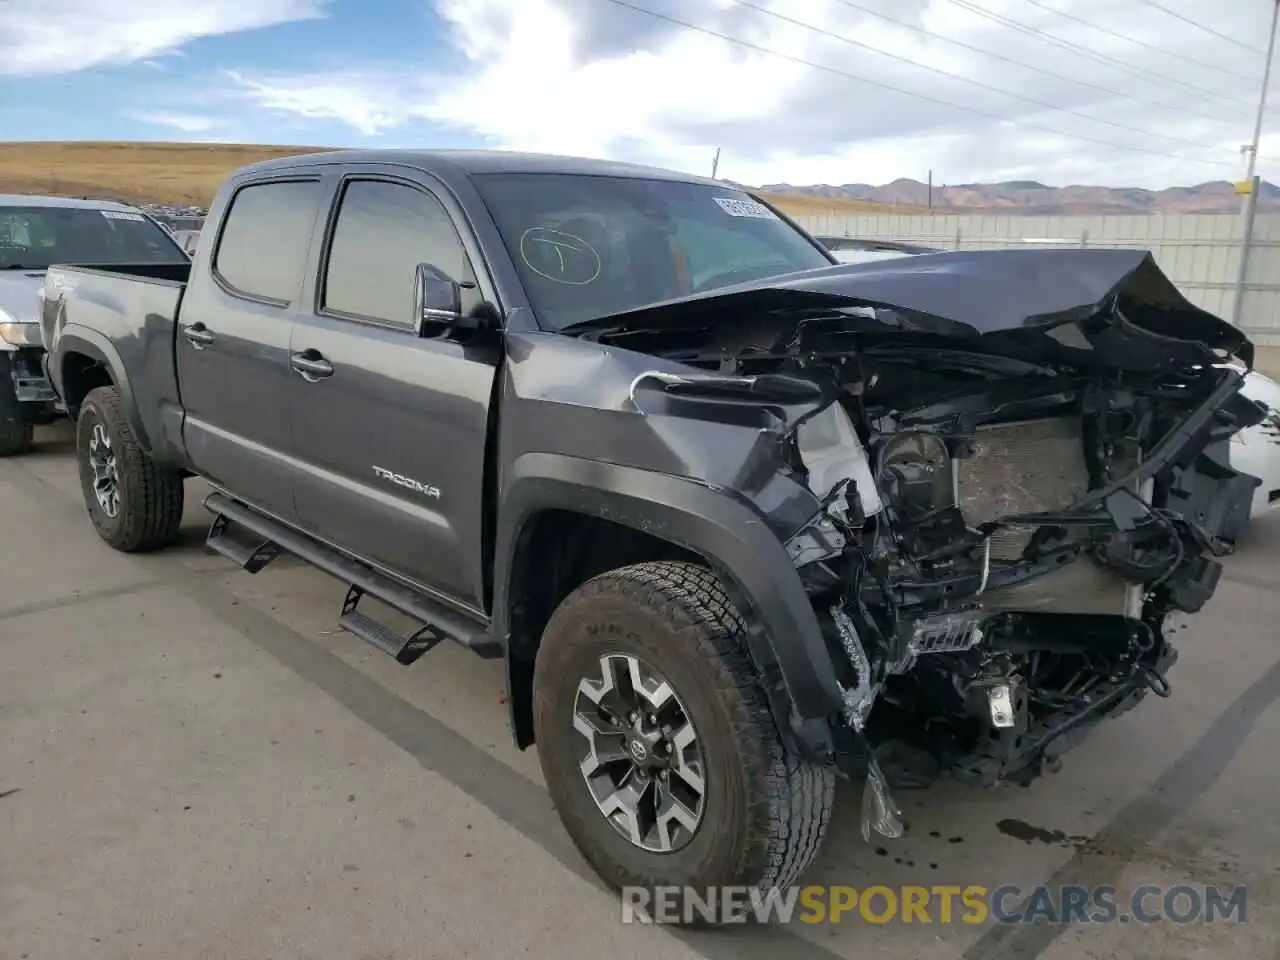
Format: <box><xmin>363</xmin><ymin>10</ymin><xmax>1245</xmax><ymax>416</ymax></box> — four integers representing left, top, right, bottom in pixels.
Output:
<box><xmin>794</xmin><ymin>210</ymin><xmax>1280</xmax><ymax>347</ymax></box>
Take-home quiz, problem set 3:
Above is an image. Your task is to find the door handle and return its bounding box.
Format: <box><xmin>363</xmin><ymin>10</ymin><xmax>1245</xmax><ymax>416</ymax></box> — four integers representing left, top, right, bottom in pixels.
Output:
<box><xmin>183</xmin><ymin>322</ymin><xmax>215</xmax><ymax>349</ymax></box>
<box><xmin>291</xmin><ymin>351</ymin><xmax>334</xmax><ymax>382</ymax></box>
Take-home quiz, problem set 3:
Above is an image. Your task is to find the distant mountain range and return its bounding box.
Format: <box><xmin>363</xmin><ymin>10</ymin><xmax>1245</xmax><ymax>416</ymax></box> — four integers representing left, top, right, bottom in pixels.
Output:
<box><xmin>756</xmin><ymin>178</ymin><xmax>1280</xmax><ymax>215</ymax></box>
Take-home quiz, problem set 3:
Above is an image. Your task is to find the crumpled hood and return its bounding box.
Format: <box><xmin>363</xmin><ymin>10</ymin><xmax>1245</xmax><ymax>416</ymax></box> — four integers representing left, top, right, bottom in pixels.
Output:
<box><xmin>569</xmin><ymin>248</ymin><xmax>1253</xmax><ymax>368</ymax></box>
<box><xmin>0</xmin><ymin>270</ymin><xmax>46</xmax><ymax>325</ymax></box>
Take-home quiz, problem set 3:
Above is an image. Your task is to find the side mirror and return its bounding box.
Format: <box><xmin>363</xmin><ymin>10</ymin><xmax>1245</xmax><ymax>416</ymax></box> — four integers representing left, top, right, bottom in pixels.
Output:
<box><xmin>414</xmin><ymin>262</ymin><xmax>463</xmax><ymax>335</ymax></box>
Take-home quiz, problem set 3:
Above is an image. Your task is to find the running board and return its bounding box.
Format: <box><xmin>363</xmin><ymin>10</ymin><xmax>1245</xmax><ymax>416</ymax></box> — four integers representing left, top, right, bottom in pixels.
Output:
<box><xmin>203</xmin><ymin>492</ymin><xmax>502</xmax><ymax>661</ymax></box>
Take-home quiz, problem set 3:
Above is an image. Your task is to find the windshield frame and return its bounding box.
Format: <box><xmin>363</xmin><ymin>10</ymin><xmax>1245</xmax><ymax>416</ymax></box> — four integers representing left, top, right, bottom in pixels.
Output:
<box><xmin>469</xmin><ymin>172</ymin><xmax>836</xmax><ymax>333</ymax></box>
<box><xmin>0</xmin><ymin>203</ymin><xmax>190</xmax><ymax>270</ymax></box>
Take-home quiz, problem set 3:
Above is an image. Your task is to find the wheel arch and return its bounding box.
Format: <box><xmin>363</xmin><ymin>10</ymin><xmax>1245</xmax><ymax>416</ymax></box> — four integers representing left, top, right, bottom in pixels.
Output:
<box><xmin>494</xmin><ymin>453</ymin><xmax>842</xmax><ymax>761</ymax></box>
<box><xmin>56</xmin><ymin>330</ymin><xmax>146</xmax><ymax>446</ymax></box>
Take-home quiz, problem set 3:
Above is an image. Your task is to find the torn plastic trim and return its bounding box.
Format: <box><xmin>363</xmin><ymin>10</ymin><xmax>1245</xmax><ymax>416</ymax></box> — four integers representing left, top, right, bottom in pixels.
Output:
<box><xmin>830</xmin><ymin>603</ymin><xmax>877</xmax><ymax>729</ymax></box>
<box><xmin>823</xmin><ymin>611</ymin><xmax>907</xmax><ymax>841</ymax></box>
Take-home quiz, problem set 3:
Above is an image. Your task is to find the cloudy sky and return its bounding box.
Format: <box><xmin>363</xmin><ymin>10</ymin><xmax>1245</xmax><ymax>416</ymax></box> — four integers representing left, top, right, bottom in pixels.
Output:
<box><xmin>2</xmin><ymin>0</ymin><xmax>1278</xmax><ymax>188</ymax></box>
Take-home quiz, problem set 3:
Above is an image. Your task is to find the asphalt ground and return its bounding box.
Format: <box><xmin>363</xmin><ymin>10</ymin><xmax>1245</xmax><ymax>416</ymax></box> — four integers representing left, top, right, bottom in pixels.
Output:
<box><xmin>2</xmin><ymin>421</ymin><xmax>1277</xmax><ymax>959</ymax></box>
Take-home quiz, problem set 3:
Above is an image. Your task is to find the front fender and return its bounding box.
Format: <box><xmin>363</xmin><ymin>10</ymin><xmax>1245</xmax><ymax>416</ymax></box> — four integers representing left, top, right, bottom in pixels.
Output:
<box><xmin>54</xmin><ymin>326</ymin><xmax>149</xmax><ymax>447</ymax></box>
<box><xmin>494</xmin><ymin>452</ymin><xmax>845</xmax><ymax>751</ymax></box>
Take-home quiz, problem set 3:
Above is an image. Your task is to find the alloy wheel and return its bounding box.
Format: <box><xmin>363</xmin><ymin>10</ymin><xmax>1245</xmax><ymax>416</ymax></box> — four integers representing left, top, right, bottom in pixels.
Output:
<box><xmin>573</xmin><ymin>652</ymin><xmax>707</xmax><ymax>853</ymax></box>
<box><xmin>87</xmin><ymin>422</ymin><xmax>120</xmax><ymax>518</ymax></box>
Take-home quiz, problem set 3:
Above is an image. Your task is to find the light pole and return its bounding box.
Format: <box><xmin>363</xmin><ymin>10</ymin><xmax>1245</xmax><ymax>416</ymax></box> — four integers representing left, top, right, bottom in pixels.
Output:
<box><xmin>1241</xmin><ymin>0</ymin><xmax>1280</xmax><ymax>211</ymax></box>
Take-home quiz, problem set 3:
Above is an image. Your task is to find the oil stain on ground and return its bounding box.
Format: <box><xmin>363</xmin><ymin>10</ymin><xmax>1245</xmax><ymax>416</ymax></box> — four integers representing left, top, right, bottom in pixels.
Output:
<box><xmin>997</xmin><ymin>818</ymin><xmax>1091</xmax><ymax>848</ymax></box>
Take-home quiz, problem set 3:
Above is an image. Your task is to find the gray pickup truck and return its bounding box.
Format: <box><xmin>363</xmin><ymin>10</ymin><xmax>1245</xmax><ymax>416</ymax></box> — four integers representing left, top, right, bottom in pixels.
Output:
<box><xmin>39</xmin><ymin>149</ymin><xmax>1265</xmax><ymax>914</ymax></box>
<box><xmin>0</xmin><ymin>194</ymin><xmax>189</xmax><ymax>455</ymax></box>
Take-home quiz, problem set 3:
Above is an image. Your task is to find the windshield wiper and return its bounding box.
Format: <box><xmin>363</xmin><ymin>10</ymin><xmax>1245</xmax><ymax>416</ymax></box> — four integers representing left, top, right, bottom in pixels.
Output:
<box><xmin>0</xmin><ymin>264</ymin><xmax>47</xmax><ymax>271</ymax></box>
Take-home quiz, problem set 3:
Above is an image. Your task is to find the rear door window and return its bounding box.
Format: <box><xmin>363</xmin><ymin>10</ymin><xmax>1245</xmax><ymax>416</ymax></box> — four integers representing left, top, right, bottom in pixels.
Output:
<box><xmin>213</xmin><ymin>179</ymin><xmax>325</xmax><ymax>304</ymax></box>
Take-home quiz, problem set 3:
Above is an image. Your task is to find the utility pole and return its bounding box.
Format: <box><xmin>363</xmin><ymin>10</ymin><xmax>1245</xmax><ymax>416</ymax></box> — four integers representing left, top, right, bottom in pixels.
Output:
<box><xmin>928</xmin><ymin>169</ymin><xmax>933</xmax><ymax>210</ymax></box>
<box><xmin>1240</xmin><ymin>0</ymin><xmax>1280</xmax><ymax>212</ymax></box>
<box><xmin>711</xmin><ymin>147</ymin><xmax>721</xmax><ymax>180</ymax></box>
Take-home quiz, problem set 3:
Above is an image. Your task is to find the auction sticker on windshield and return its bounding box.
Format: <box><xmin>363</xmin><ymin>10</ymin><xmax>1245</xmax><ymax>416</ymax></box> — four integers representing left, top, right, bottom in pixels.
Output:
<box><xmin>100</xmin><ymin>211</ymin><xmax>146</xmax><ymax>222</ymax></box>
<box><xmin>713</xmin><ymin>197</ymin><xmax>778</xmax><ymax>220</ymax></box>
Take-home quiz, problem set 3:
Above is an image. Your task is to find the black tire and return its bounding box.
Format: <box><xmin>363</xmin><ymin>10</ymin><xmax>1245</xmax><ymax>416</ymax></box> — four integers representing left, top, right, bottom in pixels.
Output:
<box><xmin>76</xmin><ymin>385</ymin><xmax>185</xmax><ymax>553</ymax></box>
<box><xmin>0</xmin><ymin>421</ymin><xmax>33</xmax><ymax>457</ymax></box>
<box><xmin>533</xmin><ymin>560</ymin><xmax>835</xmax><ymax>922</ymax></box>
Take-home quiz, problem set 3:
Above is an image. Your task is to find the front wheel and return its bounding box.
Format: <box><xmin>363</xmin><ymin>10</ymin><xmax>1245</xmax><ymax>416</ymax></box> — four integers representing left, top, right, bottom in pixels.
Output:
<box><xmin>76</xmin><ymin>385</ymin><xmax>185</xmax><ymax>552</ymax></box>
<box><xmin>532</xmin><ymin>561</ymin><xmax>835</xmax><ymax>922</ymax></box>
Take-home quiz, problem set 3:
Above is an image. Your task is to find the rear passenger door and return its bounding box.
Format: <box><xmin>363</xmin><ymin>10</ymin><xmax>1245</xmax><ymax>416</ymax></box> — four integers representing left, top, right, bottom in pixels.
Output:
<box><xmin>287</xmin><ymin>169</ymin><xmax>501</xmax><ymax>612</ymax></box>
<box><xmin>178</xmin><ymin>175</ymin><xmax>328</xmax><ymax>522</ymax></box>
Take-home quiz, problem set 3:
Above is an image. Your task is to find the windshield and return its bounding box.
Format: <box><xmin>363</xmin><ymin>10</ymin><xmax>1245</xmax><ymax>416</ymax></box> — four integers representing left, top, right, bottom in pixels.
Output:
<box><xmin>0</xmin><ymin>205</ymin><xmax>188</xmax><ymax>270</ymax></box>
<box><xmin>471</xmin><ymin>173</ymin><xmax>833</xmax><ymax>330</ymax></box>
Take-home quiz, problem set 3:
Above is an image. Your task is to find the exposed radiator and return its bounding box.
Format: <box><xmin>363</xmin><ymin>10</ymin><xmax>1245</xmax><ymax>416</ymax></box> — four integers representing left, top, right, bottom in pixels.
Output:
<box><xmin>954</xmin><ymin>416</ymin><xmax>1143</xmax><ymax>618</ymax></box>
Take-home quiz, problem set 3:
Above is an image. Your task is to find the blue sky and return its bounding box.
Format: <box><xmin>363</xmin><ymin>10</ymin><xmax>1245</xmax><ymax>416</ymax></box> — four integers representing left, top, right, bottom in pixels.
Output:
<box><xmin>1</xmin><ymin>0</ymin><xmax>1276</xmax><ymax>188</ymax></box>
<box><xmin>1</xmin><ymin>0</ymin><xmax>491</xmax><ymax>149</ymax></box>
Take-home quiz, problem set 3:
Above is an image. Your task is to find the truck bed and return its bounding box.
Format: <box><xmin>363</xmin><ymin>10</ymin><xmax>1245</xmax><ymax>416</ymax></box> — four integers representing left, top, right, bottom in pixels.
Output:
<box><xmin>41</xmin><ymin>261</ymin><xmax>193</xmax><ymax>461</ymax></box>
<box><xmin>42</xmin><ymin>261</ymin><xmax>191</xmax><ymax>351</ymax></box>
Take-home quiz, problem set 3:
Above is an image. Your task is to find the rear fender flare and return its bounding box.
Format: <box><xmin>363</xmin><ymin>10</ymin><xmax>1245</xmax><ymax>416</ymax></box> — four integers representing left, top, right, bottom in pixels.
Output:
<box><xmin>55</xmin><ymin>327</ymin><xmax>148</xmax><ymax>448</ymax></box>
<box><xmin>493</xmin><ymin>452</ymin><xmax>844</xmax><ymax>754</ymax></box>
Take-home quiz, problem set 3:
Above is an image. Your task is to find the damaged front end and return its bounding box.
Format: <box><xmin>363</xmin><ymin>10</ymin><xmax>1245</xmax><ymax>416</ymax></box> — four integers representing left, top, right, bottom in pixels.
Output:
<box><xmin>788</xmin><ymin>356</ymin><xmax>1258</xmax><ymax>840</ymax></box>
<box><xmin>581</xmin><ymin>249</ymin><xmax>1266</xmax><ymax>843</ymax></box>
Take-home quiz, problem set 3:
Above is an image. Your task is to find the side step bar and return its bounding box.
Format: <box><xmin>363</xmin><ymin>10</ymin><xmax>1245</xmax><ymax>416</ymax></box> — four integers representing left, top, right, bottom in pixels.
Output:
<box><xmin>204</xmin><ymin>492</ymin><xmax>502</xmax><ymax>661</ymax></box>
<box><xmin>340</xmin><ymin>585</ymin><xmax>443</xmax><ymax>665</ymax></box>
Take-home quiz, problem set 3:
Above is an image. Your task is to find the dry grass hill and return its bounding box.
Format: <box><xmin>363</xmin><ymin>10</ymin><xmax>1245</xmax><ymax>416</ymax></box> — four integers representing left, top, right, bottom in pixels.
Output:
<box><xmin>760</xmin><ymin>176</ymin><xmax>1280</xmax><ymax>215</ymax></box>
<box><xmin>0</xmin><ymin>141</ymin><xmax>921</xmax><ymax>217</ymax></box>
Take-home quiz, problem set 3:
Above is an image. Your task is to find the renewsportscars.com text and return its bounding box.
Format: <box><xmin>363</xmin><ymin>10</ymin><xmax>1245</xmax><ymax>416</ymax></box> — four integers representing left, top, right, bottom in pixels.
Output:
<box><xmin>620</xmin><ymin>883</ymin><xmax>1248</xmax><ymax>926</ymax></box>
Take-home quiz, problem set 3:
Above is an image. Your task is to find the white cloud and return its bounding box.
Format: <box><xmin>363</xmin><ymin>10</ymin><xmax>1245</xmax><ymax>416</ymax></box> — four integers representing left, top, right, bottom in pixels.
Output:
<box><xmin>213</xmin><ymin>0</ymin><xmax>1280</xmax><ymax>186</ymax></box>
<box><xmin>127</xmin><ymin>112</ymin><xmax>223</xmax><ymax>133</ymax></box>
<box><xmin>0</xmin><ymin>0</ymin><xmax>328</xmax><ymax>76</ymax></box>
<box><xmin>225</xmin><ymin>69</ymin><xmax>415</xmax><ymax>136</ymax></box>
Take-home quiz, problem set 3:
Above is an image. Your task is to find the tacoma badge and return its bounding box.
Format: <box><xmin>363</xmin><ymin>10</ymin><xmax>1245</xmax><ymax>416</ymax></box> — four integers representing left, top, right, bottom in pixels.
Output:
<box><xmin>372</xmin><ymin>465</ymin><xmax>441</xmax><ymax>499</ymax></box>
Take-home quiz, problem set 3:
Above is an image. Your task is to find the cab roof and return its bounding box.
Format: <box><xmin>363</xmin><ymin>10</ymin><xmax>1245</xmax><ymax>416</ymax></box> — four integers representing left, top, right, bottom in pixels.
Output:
<box><xmin>230</xmin><ymin>148</ymin><xmax>729</xmax><ymax>188</ymax></box>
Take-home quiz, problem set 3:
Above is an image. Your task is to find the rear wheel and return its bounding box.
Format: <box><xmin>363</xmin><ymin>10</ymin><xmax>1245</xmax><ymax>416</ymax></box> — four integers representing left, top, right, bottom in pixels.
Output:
<box><xmin>533</xmin><ymin>560</ymin><xmax>835</xmax><ymax>923</ymax></box>
<box><xmin>0</xmin><ymin>357</ymin><xmax>34</xmax><ymax>456</ymax></box>
<box><xmin>76</xmin><ymin>385</ymin><xmax>185</xmax><ymax>553</ymax></box>
<box><xmin>0</xmin><ymin>421</ymin><xmax>33</xmax><ymax>457</ymax></box>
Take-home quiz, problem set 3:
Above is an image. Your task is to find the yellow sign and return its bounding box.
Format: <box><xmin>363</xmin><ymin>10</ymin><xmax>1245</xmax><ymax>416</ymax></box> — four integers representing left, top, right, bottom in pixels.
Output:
<box><xmin>796</xmin><ymin>885</ymin><xmax>988</xmax><ymax>924</ymax></box>
<box><xmin>1235</xmin><ymin>180</ymin><xmax>1254</xmax><ymax>195</ymax></box>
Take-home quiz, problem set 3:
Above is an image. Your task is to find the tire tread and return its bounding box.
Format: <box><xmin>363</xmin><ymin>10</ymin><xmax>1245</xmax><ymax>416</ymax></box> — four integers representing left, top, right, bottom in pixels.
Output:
<box><xmin>0</xmin><ymin>420</ymin><xmax>33</xmax><ymax>457</ymax></box>
<box><xmin>79</xmin><ymin>385</ymin><xmax>184</xmax><ymax>553</ymax></box>
<box><xmin>539</xmin><ymin>559</ymin><xmax>835</xmax><ymax>898</ymax></box>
